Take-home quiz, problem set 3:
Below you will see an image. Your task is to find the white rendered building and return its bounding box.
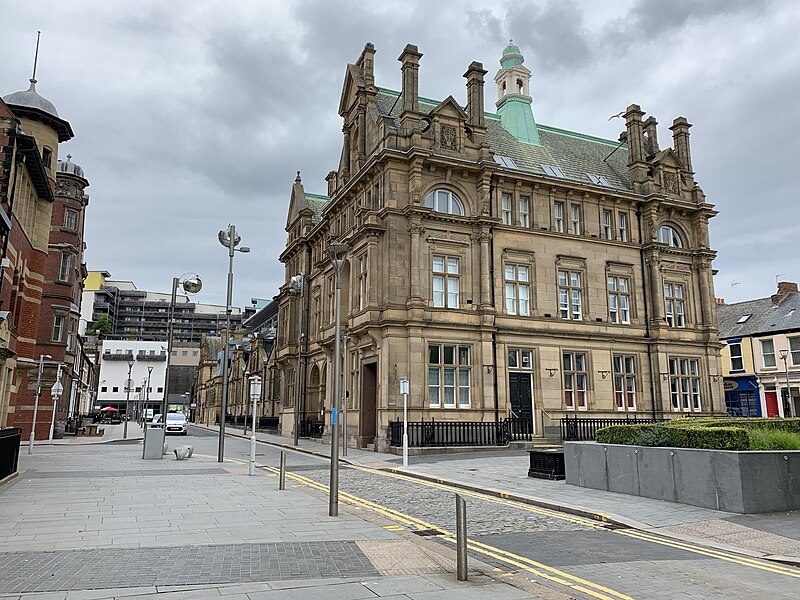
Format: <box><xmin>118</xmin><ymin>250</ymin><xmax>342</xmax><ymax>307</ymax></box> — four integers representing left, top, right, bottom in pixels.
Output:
<box><xmin>96</xmin><ymin>340</ymin><xmax>168</xmax><ymax>415</ymax></box>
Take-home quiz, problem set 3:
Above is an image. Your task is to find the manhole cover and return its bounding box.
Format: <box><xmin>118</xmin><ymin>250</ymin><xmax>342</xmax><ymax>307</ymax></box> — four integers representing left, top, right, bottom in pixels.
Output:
<box><xmin>413</xmin><ymin>528</ymin><xmax>445</xmax><ymax>537</ymax></box>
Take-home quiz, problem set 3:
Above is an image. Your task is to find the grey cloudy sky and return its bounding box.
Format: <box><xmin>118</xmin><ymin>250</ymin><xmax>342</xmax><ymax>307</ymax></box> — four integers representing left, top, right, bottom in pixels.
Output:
<box><xmin>2</xmin><ymin>0</ymin><xmax>798</xmax><ymax>308</ymax></box>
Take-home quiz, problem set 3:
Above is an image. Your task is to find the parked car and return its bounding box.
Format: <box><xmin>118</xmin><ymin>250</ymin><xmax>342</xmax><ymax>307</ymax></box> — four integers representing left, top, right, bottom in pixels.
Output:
<box><xmin>162</xmin><ymin>413</ymin><xmax>188</xmax><ymax>435</ymax></box>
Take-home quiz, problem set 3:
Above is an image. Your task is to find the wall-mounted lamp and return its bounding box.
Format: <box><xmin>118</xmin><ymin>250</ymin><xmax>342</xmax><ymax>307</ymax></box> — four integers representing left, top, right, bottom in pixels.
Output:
<box><xmin>597</xmin><ymin>370</ymin><xmax>610</xmax><ymax>379</ymax></box>
<box><xmin>660</xmin><ymin>372</ymin><xmax>670</xmax><ymax>381</ymax></box>
<box><xmin>546</xmin><ymin>368</ymin><xmax>559</xmax><ymax>378</ymax></box>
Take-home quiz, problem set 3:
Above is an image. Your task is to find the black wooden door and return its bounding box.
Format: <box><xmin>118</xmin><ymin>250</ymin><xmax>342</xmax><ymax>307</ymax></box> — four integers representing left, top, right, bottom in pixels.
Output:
<box><xmin>509</xmin><ymin>372</ymin><xmax>533</xmax><ymax>421</ymax></box>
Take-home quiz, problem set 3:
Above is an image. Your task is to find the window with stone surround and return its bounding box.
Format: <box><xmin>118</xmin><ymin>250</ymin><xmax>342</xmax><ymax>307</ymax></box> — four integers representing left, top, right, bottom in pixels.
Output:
<box><xmin>519</xmin><ymin>196</ymin><xmax>530</xmax><ymax>228</ymax></box>
<box><xmin>558</xmin><ymin>270</ymin><xmax>583</xmax><ymax>320</ymax></box>
<box><xmin>356</xmin><ymin>252</ymin><xmax>368</xmax><ymax>311</ymax></box>
<box><xmin>64</xmin><ymin>208</ymin><xmax>78</xmax><ymax>230</ymax></box>
<box><xmin>59</xmin><ymin>252</ymin><xmax>72</xmax><ymax>282</ymax></box>
<box><xmin>501</xmin><ymin>193</ymin><xmax>512</xmax><ymax>225</ymax></box>
<box><xmin>504</xmin><ymin>264</ymin><xmax>530</xmax><ymax>316</ymax></box>
<box><xmin>613</xmin><ymin>355</ymin><xmax>636</xmax><ymax>411</ymax></box>
<box><xmin>52</xmin><ymin>315</ymin><xmax>65</xmax><ymax>342</ymax></box>
<box><xmin>761</xmin><ymin>338</ymin><xmax>776</xmax><ymax>368</ymax></box>
<box><xmin>608</xmin><ymin>275</ymin><xmax>631</xmax><ymax>324</ymax></box>
<box><xmin>428</xmin><ymin>343</ymin><xmax>471</xmax><ymax>408</ymax></box>
<box><xmin>563</xmin><ymin>351</ymin><xmax>588</xmax><ymax>410</ymax></box>
<box><xmin>618</xmin><ymin>212</ymin><xmax>629</xmax><ymax>242</ymax></box>
<box><xmin>432</xmin><ymin>255</ymin><xmax>460</xmax><ymax>309</ymax></box>
<box><xmin>554</xmin><ymin>202</ymin><xmax>564</xmax><ymax>233</ymax></box>
<box><xmin>669</xmin><ymin>357</ymin><xmax>701</xmax><ymax>412</ymax></box>
<box><xmin>602</xmin><ymin>210</ymin><xmax>612</xmax><ymax>240</ymax></box>
<box><xmin>664</xmin><ymin>282</ymin><xmax>686</xmax><ymax>327</ymax></box>
<box><xmin>424</xmin><ymin>190</ymin><xmax>464</xmax><ymax>216</ymax></box>
<box><xmin>570</xmin><ymin>204</ymin><xmax>582</xmax><ymax>235</ymax></box>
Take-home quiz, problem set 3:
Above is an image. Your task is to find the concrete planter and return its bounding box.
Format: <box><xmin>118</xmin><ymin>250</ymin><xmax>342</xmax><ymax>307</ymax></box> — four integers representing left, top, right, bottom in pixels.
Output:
<box><xmin>564</xmin><ymin>441</ymin><xmax>800</xmax><ymax>514</ymax></box>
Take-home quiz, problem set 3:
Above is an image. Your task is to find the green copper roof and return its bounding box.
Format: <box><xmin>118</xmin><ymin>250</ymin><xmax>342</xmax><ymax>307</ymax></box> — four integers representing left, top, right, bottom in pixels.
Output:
<box><xmin>500</xmin><ymin>40</ymin><xmax>524</xmax><ymax>68</ymax></box>
<box><xmin>497</xmin><ymin>96</ymin><xmax>540</xmax><ymax>145</ymax></box>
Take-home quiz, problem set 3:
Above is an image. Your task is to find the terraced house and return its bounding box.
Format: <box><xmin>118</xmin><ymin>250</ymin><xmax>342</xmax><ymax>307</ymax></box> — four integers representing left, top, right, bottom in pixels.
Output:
<box><xmin>273</xmin><ymin>41</ymin><xmax>724</xmax><ymax>451</ymax></box>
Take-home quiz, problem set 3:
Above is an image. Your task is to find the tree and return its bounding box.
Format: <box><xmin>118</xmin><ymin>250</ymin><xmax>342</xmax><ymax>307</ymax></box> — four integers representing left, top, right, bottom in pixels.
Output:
<box><xmin>87</xmin><ymin>315</ymin><xmax>112</xmax><ymax>338</ymax></box>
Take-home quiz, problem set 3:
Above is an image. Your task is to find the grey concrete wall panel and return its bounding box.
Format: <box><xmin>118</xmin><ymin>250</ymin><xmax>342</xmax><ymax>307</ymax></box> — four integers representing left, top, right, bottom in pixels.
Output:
<box><xmin>606</xmin><ymin>444</ymin><xmax>639</xmax><ymax>495</ymax></box>
<box><xmin>576</xmin><ymin>443</ymin><xmax>609</xmax><ymax>490</ymax></box>
<box><xmin>673</xmin><ymin>448</ymin><xmax>720</xmax><ymax>510</ymax></box>
<box><xmin>565</xmin><ymin>442</ymin><xmax>800</xmax><ymax>514</ymax></box>
<box><xmin>637</xmin><ymin>446</ymin><xmax>676</xmax><ymax>502</ymax></box>
<box><xmin>563</xmin><ymin>442</ymin><xmax>581</xmax><ymax>485</ymax></box>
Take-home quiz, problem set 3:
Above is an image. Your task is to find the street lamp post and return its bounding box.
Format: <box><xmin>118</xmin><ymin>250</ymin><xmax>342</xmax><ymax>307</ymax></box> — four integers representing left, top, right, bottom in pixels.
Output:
<box><xmin>779</xmin><ymin>349</ymin><xmax>793</xmax><ymax>418</ymax></box>
<box><xmin>164</xmin><ymin>274</ymin><xmax>203</xmax><ymax>421</ymax></box>
<box><xmin>290</xmin><ymin>274</ymin><xmax>304</xmax><ymax>445</ymax></box>
<box><xmin>248</xmin><ymin>375</ymin><xmax>262</xmax><ymax>476</ymax></box>
<box><xmin>327</xmin><ymin>241</ymin><xmax>348</xmax><ymax>517</ymax></box>
<box><xmin>217</xmin><ymin>224</ymin><xmax>250</xmax><ymax>462</ymax></box>
<box><xmin>123</xmin><ymin>358</ymin><xmax>134</xmax><ymax>440</ymax></box>
<box><xmin>28</xmin><ymin>354</ymin><xmax>52</xmax><ymax>454</ymax></box>
<box><xmin>47</xmin><ymin>364</ymin><xmax>64</xmax><ymax>443</ymax></box>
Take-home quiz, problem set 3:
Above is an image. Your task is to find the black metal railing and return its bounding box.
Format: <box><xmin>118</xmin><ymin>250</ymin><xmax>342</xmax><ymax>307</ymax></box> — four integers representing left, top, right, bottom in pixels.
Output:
<box><xmin>388</xmin><ymin>417</ymin><xmax>535</xmax><ymax>448</ymax></box>
<box><xmin>0</xmin><ymin>428</ymin><xmax>21</xmax><ymax>480</ymax></box>
<box><xmin>299</xmin><ymin>419</ymin><xmax>324</xmax><ymax>438</ymax></box>
<box><xmin>257</xmin><ymin>416</ymin><xmax>279</xmax><ymax>430</ymax></box>
<box><xmin>560</xmin><ymin>415</ymin><xmax>667</xmax><ymax>441</ymax></box>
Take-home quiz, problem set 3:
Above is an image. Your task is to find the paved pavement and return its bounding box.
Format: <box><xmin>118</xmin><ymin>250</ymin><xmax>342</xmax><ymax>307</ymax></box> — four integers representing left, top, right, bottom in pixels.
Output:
<box><xmin>205</xmin><ymin>423</ymin><xmax>800</xmax><ymax>563</ymax></box>
<box><xmin>0</xmin><ymin>432</ymin><xmax>566</xmax><ymax>600</ymax></box>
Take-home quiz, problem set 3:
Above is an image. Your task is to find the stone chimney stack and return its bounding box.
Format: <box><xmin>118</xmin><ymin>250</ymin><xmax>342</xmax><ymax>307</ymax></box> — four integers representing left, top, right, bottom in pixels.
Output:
<box><xmin>624</xmin><ymin>104</ymin><xmax>648</xmax><ymax>187</ymax></box>
<box><xmin>359</xmin><ymin>42</ymin><xmax>376</xmax><ymax>87</ymax></box>
<box><xmin>398</xmin><ymin>44</ymin><xmax>423</xmax><ymax>114</ymax></box>
<box><xmin>771</xmin><ymin>281</ymin><xmax>798</xmax><ymax>305</ymax></box>
<box><xmin>643</xmin><ymin>116</ymin><xmax>659</xmax><ymax>156</ymax></box>
<box><xmin>670</xmin><ymin>117</ymin><xmax>693</xmax><ymax>173</ymax></box>
<box><xmin>464</xmin><ymin>61</ymin><xmax>487</xmax><ymax>129</ymax></box>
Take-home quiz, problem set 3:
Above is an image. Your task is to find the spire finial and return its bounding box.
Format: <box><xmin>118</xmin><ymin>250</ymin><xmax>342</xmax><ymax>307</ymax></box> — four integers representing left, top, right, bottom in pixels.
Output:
<box><xmin>30</xmin><ymin>31</ymin><xmax>41</xmax><ymax>85</ymax></box>
<box><xmin>66</xmin><ymin>154</ymin><xmax>72</xmax><ymax>161</ymax></box>
<box><xmin>509</xmin><ymin>38</ymin><xmax>513</xmax><ymax>45</ymax></box>
<box><xmin>295</xmin><ymin>171</ymin><xmax>302</xmax><ymax>183</ymax></box>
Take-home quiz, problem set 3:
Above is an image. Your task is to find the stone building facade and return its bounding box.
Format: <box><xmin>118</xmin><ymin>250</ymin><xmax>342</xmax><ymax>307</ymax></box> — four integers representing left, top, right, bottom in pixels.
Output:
<box><xmin>274</xmin><ymin>41</ymin><xmax>724</xmax><ymax>450</ymax></box>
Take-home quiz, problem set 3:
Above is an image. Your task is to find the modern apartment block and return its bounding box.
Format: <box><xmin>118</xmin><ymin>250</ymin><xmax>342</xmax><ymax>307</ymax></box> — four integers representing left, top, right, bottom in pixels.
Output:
<box><xmin>272</xmin><ymin>41</ymin><xmax>724</xmax><ymax>451</ymax></box>
<box><xmin>81</xmin><ymin>271</ymin><xmax>242</xmax><ymax>344</ymax></box>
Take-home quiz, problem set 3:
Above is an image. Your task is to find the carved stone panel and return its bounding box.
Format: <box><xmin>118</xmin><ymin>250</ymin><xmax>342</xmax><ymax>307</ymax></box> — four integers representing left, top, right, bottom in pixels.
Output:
<box><xmin>440</xmin><ymin>125</ymin><xmax>457</xmax><ymax>151</ymax></box>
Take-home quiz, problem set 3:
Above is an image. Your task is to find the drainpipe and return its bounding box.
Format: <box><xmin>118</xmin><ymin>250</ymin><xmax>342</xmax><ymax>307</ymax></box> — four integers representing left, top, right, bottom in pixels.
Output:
<box><xmin>489</xmin><ymin>174</ymin><xmax>499</xmax><ymax>423</ymax></box>
<box><xmin>636</xmin><ymin>205</ymin><xmax>657</xmax><ymax>420</ymax></box>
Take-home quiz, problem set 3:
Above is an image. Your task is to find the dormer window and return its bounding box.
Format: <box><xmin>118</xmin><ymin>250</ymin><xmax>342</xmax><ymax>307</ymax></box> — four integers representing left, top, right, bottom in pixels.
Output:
<box><xmin>424</xmin><ymin>190</ymin><xmax>464</xmax><ymax>216</ymax></box>
<box><xmin>656</xmin><ymin>225</ymin><xmax>683</xmax><ymax>248</ymax></box>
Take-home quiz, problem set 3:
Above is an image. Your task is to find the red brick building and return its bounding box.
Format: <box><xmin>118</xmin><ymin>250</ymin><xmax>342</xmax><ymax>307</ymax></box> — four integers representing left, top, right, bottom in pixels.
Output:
<box><xmin>0</xmin><ymin>77</ymin><xmax>76</xmax><ymax>440</ymax></box>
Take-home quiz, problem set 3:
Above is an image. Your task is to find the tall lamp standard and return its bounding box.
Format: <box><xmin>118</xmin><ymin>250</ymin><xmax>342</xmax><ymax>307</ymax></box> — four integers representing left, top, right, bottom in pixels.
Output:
<box><xmin>217</xmin><ymin>224</ymin><xmax>250</xmax><ymax>462</ymax></box>
<box><xmin>779</xmin><ymin>349</ymin><xmax>794</xmax><ymax>418</ymax></box>
<box><xmin>146</xmin><ymin>366</ymin><xmax>154</xmax><ymax>418</ymax></box>
<box><xmin>47</xmin><ymin>363</ymin><xmax>64</xmax><ymax>443</ymax></box>
<box><xmin>123</xmin><ymin>358</ymin><xmax>134</xmax><ymax>440</ymax></box>
<box><xmin>290</xmin><ymin>274</ymin><xmax>304</xmax><ymax>445</ymax></box>
<box><xmin>327</xmin><ymin>241</ymin><xmax>348</xmax><ymax>517</ymax></box>
<box><xmin>163</xmin><ymin>274</ymin><xmax>203</xmax><ymax>421</ymax></box>
<box><xmin>28</xmin><ymin>354</ymin><xmax>52</xmax><ymax>454</ymax></box>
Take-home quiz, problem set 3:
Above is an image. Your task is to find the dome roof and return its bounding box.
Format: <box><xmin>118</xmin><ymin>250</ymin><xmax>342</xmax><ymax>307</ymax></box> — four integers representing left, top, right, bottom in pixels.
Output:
<box><xmin>500</xmin><ymin>40</ymin><xmax>524</xmax><ymax>68</ymax></box>
<box><xmin>3</xmin><ymin>80</ymin><xmax>59</xmax><ymax>117</ymax></box>
<box><xmin>57</xmin><ymin>154</ymin><xmax>85</xmax><ymax>179</ymax></box>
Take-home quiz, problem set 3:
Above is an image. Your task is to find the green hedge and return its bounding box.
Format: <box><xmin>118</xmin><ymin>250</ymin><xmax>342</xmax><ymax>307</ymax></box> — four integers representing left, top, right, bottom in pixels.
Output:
<box><xmin>595</xmin><ymin>423</ymin><xmax>750</xmax><ymax>450</ymax></box>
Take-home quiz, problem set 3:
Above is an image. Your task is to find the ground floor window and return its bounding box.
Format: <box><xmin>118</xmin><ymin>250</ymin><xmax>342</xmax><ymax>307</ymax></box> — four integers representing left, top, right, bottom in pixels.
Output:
<box><xmin>669</xmin><ymin>357</ymin><xmax>701</xmax><ymax>412</ymax></box>
<box><xmin>563</xmin><ymin>351</ymin><xmax>587</xmax><ymax>410</ymax></box>
<box><xmin>428</xmin><ymin>344</ymin><xmax>471</xmax><ymax>408</ymax></box>
<box><xmin>613</xmin><ymin>355</ymin><xmax>636</xmax><ymax>411</ymax></box>
<box><xmin>725</xmin><ymin>391</ymin><xmax>759</xmax><ymax>416</ymax></box>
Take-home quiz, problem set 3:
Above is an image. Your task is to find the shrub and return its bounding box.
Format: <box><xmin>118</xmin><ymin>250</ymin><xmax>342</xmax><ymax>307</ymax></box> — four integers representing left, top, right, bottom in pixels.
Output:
<box><xmin>747</xmin><ymin>428</ymin><xmax>800</xmax><ymax>451</ymax></box>
<box><xmin>595</xmin><ymin>424</ymin><xmax>656</xmax><ymax>446</ymax></box>
<box><xmin>595</xmin><ymin>423</ymin><xmax>749</xmax><ymax>450</ymax></box>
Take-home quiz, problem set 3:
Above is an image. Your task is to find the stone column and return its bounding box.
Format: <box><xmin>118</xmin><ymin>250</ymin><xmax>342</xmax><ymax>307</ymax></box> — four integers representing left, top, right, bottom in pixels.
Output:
<box><xmin>697</xmin><ymin>258</ymin><xmax>713</xmax><ymax>326</ymax></box>
<box><xmin>479</xmin><ymin>228</ymin><xmax>492</xmax><ymax>308</ymax></box>
<box><xmin>408</xmin><ymin>220</ymin><xmax>424</xmax><ymax>305</ymax></box>
<box><xmin>648</xmin><ymin>253</ymin><xmax>664</xmax><ymax>323</ymax></box>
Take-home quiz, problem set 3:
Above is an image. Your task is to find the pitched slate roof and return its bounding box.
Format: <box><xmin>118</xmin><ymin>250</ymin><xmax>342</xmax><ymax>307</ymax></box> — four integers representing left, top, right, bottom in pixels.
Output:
<box><xmin>717</xmin><ymin>293</ymin><xmax>800</xmax><ymax>339</ymax></box>
<box><xmin>376</xmin><ymin>88</ymin><xmax>631</xmax><ymax>191</ymax></box>
<box><xmin>305</xmin><ymin>193</ymin><xmax>329</xmax><ymax>224</ymax></box>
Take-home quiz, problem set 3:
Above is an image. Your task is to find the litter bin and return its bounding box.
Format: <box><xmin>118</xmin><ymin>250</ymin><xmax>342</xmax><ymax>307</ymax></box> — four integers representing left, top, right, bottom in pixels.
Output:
<box><xmin>142</xmin><ymin>424</ymin><xmax>166</xmax><ymax>460</ymax></box>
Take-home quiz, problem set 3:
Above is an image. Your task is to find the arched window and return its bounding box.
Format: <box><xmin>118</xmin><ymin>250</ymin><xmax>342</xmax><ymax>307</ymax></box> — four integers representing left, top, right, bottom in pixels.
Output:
<box><xmin>656</xmin><ymin>225</ymin><xmax>683</xmax><ymax>248</ymax></box>
<box><xmin>424</xmin><ymin>190</ymin><xmax>464</xmax><ymax>216</ymax></box>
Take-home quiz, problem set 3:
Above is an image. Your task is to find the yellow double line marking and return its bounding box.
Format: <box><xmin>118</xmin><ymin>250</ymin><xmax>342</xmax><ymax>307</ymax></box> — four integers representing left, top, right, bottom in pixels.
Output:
<box><xmin>263</xmin><ymin>465</ymin><xmax>633</xmax><ymax>600</ymax></box>
<box><xmin>346</xmin><ymin>464</ymin><xmax>800</xmax><ymax>580</ymax></box>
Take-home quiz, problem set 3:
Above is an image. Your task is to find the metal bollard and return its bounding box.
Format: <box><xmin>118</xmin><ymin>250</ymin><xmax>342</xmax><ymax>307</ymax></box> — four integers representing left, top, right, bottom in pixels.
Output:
<box><xmin>455</xmin><ymin>493</ymin><xmax>468</xmax><ymax>581</ymax></box>
<box><xmin>279</xmin><ymin>450</ymin><xmax>286</xmax><ymax>490</ymax></box>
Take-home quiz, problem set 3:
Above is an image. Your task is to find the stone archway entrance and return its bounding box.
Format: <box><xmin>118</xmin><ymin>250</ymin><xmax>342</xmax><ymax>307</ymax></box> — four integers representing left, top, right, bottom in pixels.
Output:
<box><xmin>358</xmin><ymin>358</ymin><xmax>377</xmax><ymax>448</ymax></box>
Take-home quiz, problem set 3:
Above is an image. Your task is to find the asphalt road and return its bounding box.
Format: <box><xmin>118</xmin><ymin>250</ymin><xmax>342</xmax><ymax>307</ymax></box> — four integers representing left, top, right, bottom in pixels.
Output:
<box><xmin>186</xmin><ymin>426</ymin><xmax>800</xmax><ymax>600</ymax></box>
